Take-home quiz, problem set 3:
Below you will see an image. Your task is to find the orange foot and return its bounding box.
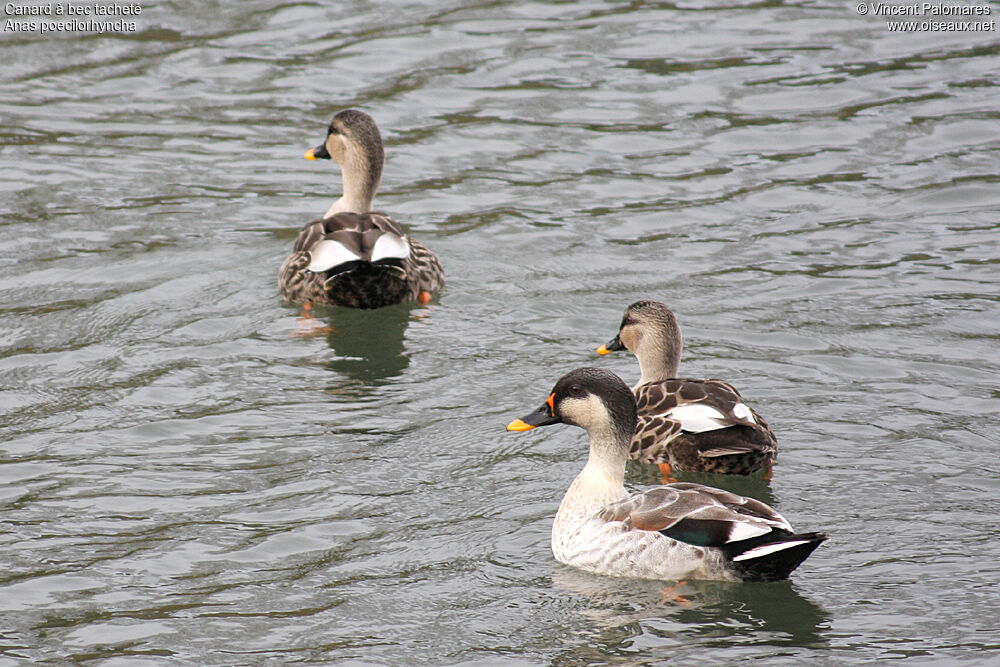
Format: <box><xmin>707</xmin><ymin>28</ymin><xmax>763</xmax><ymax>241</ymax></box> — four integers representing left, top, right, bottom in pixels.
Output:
<box><xmin>658</xmin><ymin>463</ymin><xmax>678</xmax><ymax>484</ymax></box>
<box><xmin>660</xmin><ymin>580</ymin><xmax>691</xmax><ymax>606</ymax></box>
<box><xmin>292</xmin><ymin>302</ymin><xmax>333</xmax><ymax>338</ymax></box>
<box><xmin>418</xmin><ymin>290</ymin><xmax>432</xmax><ymax>305</ymax></box>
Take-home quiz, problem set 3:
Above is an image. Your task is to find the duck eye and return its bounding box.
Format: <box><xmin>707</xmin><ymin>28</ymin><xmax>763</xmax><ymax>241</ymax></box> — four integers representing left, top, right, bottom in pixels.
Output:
<box><xmin>569</xmin><ymin>384</ymin><xmax>583</xmax><ymax>396</ymax></box>
<box><xmin>328</xmin><ymin>125</ymin><xmax>340</xmax><ymax>135</ymax></box>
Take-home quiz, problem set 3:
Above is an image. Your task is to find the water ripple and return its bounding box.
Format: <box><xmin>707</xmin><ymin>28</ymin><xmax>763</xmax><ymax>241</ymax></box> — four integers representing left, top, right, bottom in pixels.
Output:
<box><xmin>2</xmin><ymin>0</ymin><xmax>999</xmax><ymax>663</ymax></box>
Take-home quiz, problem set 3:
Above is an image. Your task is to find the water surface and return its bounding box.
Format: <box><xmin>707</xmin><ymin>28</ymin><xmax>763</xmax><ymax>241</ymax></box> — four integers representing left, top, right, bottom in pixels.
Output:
<box><xmin>2</xmin><ymin>1</ymin><xmax>999</xmax><ymax>664</ymax></box>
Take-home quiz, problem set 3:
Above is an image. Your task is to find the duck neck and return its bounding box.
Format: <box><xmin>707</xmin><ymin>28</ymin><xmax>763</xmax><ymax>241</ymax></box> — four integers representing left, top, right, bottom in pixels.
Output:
<box><xmin>324</xmin><ymin>148</ymin><xmax>381</xmax><ymax>217</ymax></box>
<box><xmin>582</xmin><ymin>432</ymin><xmax>628</xmax><ymax>492</ymax></box>
<box><xmin>635</xmin><ymin>337</ymin><xmax>681</xmax><ymax>386</ymax></box>
<box><xmin>556</xmin><ymin>428</ymin><xmax>629</xmax><ymax>521</ymax></box>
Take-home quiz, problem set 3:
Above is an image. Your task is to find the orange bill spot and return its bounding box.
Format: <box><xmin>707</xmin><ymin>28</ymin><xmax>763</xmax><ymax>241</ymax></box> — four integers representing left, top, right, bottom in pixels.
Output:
<box><xmin>596</xmin><ymin>344</ymin><xmax>610</xmax><ymax>355</ymax></box>
<box><xmin>304</xmin><ymin>148</ymin><xmax>316</xmax><ymax>160</ymax></box>
<box><xmin>545</xmin><ymin>393</ymin><xmax>555</xmax><ymax>414</ymax></box>
<box><xmin>419</xmin><ymin>290</ymin><xmax>432</xmax><ymax>305</ymax></box>
<box><xmin>506</xmin><ymin>419</ymin><xmax>536</xmax><ymax>432</ymax></box>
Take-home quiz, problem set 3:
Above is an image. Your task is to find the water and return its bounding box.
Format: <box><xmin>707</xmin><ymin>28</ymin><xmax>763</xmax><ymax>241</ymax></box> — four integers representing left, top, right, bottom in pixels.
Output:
<box><xmin>2</xmin><ymin>1</ymin><xmax>999</xmax><ymax>664</ymax></box>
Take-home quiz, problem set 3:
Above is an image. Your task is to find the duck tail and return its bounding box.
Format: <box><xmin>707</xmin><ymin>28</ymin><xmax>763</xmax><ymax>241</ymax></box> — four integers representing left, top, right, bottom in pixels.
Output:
<box><xmin>726</xmin><ymin>531</ymin><xmax>828</xmax><ymax>582</ymax></box>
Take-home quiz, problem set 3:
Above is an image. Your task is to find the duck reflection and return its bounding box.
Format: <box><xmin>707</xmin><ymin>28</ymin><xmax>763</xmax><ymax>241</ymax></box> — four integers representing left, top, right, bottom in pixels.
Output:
<box><xmin>294</xmin><ymin>301</ymin><xmax>417</xmax><ymax>384</ymax></box>
<box><xmin>551</xmin><ymin>567</ymin><xmax>829</xmax><ymax>655</ymax></box>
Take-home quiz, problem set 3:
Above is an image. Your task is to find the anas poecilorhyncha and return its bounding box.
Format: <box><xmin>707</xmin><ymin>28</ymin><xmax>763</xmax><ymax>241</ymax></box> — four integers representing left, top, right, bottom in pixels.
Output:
<box><xmin>598</xmin><ymin>301</ymin><xmax>777</xmax><ymax>476</ymax></box>
<box><xmin>507</xmin><ymin>367</ymin><xmax>824</xmax><ymax>582</ymax></box>
<box><xmin>279</xmin><ymin>109</ymin><xmax>443</xmax><ymax>309</ymax></box>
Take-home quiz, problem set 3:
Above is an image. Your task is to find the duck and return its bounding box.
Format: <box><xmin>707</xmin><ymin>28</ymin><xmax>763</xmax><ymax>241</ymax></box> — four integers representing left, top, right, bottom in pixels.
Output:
<box><xmin>279</xmin><ymin>109</ymin><xmax>444</xmax><ymax>309</ymax></box>
<box><xmin>597</xmin><ymin>300</ymin><xmax>777</xmax><ymax>476</ymax></box>
<box><xmin>506</xmin><ymin>367</ymin><xmax>825</xmax><ymax>582</ymax></box>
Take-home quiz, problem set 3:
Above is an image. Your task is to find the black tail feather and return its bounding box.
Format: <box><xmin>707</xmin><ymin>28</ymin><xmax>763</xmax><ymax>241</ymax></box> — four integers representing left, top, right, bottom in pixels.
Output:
<box><xmin>727</xmin><ymin>531</ymin><xmax>828</xmax><ymax>582</ymax></box>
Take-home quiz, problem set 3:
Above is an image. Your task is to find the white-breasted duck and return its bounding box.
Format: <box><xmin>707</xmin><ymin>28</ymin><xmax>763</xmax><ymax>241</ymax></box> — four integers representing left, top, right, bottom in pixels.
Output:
<box><xmin>507</xmin><ymin>367</ymin><xmax>825</xmax><ymax>582</ymax></box>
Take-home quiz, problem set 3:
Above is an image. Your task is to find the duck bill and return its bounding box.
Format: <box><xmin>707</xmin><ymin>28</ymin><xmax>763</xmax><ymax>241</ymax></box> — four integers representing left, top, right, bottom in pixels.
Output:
<box><xmin>506</xmin><ymin>394</ymin><xmax>561</xmax><ymax>431</ymax></box>
<box><xmin>304</xmin><ymin>143</ymin><xmax>331</xmax><ymax>160</ymax></box>
<box><xmin>596</xmin><ymin>334</ymin><xmax>625</xmax><ymax>355</ymax></box>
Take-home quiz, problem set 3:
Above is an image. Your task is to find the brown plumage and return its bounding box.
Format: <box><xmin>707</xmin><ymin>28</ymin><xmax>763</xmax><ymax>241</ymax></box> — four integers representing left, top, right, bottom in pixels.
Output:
<box><xmin>598</xmin><ymin>483</ymin><xmax>789</xmax><ymax>533</ymax></box>
<box><xmin>279</xmin><ymin>110</ymin><xmax>443</xmax><ymax>309</ymax></box>
<box><xmin>279</xmin><ymin>212</ymin><xmax>442</xmax><ymax>308</ymax></box>
<box><xmin>598</xmin><ymin>301</ymin><xmax>777</xmax><ymax>475</ymax></box>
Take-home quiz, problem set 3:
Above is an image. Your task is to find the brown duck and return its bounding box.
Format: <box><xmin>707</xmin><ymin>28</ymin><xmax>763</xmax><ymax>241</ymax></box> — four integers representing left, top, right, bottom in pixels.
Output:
<box><xmin>279</xmin><ymin>110</ymin><xmax>443</xmax><ymax>309</ymax></box>
<box><xmin>598</xmin><ymin>301</ymin><xmax>777</xmax><ymax>477</ymax></box>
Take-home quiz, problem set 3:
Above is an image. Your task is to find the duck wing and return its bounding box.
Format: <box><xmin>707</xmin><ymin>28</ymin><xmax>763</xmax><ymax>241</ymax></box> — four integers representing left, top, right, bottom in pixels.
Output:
<box><xmin>296</xmin><ymin>212</ymin><xmax>411</xmax><ymax>274</ymax></box>
<box><xmin>599</xmin><ymin>482</ymin><xmax>791</xmax><ymax>540</ymax></box>
<box><xmin>598</xmin><ymin>483</ymin><xmax>826</xmax><ymax>581</ymax></box>
<box><xmin>634</xmin><ymin>378</ymin><xmax>773</xmax><ymax>457</ymax></box>
<box><xmin>632</xmin><ymin>413</ymin><xmax>683</xmax><ymax>461</ymax></box>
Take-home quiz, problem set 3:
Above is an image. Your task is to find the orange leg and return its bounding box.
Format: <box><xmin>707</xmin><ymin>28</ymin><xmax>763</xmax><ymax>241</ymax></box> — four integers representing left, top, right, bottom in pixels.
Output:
<box><xmin>658</xmin><ymin>463</ymin><xmax>678</xmax><ymax>484</ymax></box>
<box><xmin>419</xmin><ymin>290</ymin><xmax>432</xmax><ymax>305</ymax></box>
<box><xmin>292</xmin><ymin>302</ymin><xmax>333</xmax><ymax>337</ymax></box>
<box><xmin>660</xmin><ymin>580</ymin><xmax>691</xmax><ymax>606</ymax></box>
<box><xmin>762</xmin><ymin>465</ymin><xmax>773</xmax><ymax>482</ymax></box>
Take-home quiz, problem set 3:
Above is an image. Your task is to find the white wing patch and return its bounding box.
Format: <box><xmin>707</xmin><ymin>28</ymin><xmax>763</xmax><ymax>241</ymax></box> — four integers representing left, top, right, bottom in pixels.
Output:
<box><xmin>725</xmin><ymin>521</ymin><xmax>772</xmax><ymax>543</ymax></box>
<box><xmin>371</xmin><ymin>233</ymin><xmax>410</xmax><ymax>262</ymax></box>
<box><xmin>732</xmin><ymin>402</ymin><xmax>756</xmax><ymax>423</ymax></box>
<box><xmin>732</xmin><ymin>539</ymin><xmax>812</xmax><ymax>562</ymax></box>
<box><xmin>307</xmin><ymin>239</ymin><xmax>361</xmax><ymax>272</ymax></box>
<box><xmin>668</xmin><ymin>404</ymin><xmax>730</xmax><ymax>433</ymax></box>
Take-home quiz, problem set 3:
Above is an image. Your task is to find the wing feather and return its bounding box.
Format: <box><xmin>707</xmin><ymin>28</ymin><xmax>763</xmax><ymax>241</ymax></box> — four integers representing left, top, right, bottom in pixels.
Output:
<box><xmin>293</xmin><ymin>212</ymin><xmax>412</xmax><ymax>273</ymax></box>
<box><xmin>597</xmin><ymin>482</ymin><xmax>792</xmax><ymax>548</ymax></box>
<box><xmin>635</xmin><ymin>379</ymin><xmax>762</xmax><ymax>432</ymax></box>
<box><xmin>371</xmin><ymin>230</ymin><xmax>411</xmax><ymax>262</ymax></box>
<box><xmin>306</xmin><ymin>238</ymin><xmax>362</xmax><ymax>272</ymax></box>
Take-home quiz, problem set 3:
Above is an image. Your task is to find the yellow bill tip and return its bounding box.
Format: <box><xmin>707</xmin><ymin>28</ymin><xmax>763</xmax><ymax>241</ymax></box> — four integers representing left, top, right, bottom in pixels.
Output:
<box><xmin>596</xmin><ymin>345</ymin><xmax>610</xmax><ymax>355</ymax></box>
<box><xmin>506</xmin><ymin>419</ymin><xmax>536</xmax><ymax>432</ymax></box>
<box><xmin>304</xmin><ymin>149</ymin><xmax>316</xmax><ymax>160</ymax></box>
